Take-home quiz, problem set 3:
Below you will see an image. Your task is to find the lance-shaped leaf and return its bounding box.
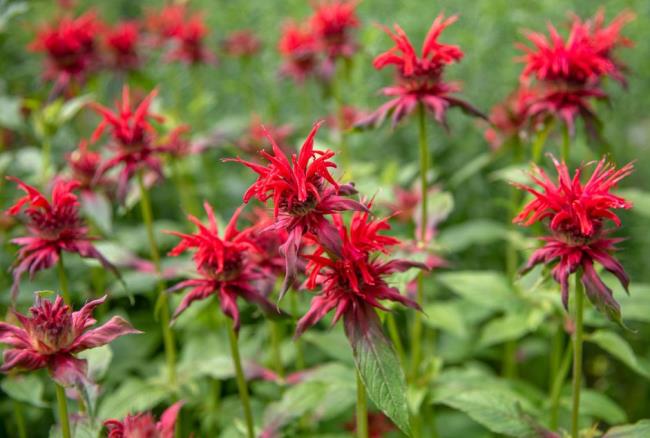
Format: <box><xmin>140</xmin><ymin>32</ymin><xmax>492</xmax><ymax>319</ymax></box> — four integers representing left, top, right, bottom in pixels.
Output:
<box><xmin>344</xmin><ymin>303</ymin><xmax>410</xmax><ymax>435</ymax></box>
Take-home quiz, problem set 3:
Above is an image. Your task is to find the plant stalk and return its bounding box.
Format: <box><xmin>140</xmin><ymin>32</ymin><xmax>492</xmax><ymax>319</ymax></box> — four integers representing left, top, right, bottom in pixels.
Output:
<box><xmin>269</xmin><ymin>320</ymin><xmax>284</xmax><ymax>378</ymax></box>
<box><xmin>290</xmin><ymin>292</ymin><xmax>305</xmax><ymax>370</ymax></box>
<box><xmin>561</xmin><ymin>124</ymin><xmax>570</xmax><ymax>163</ymax></box>
<box><xmin>226</xmin><ymin>318</ymin><xmax>255</xmax><ymax>438</ymax></box>
<box><xmin>549</xmin><ymin>332</ymin><xmax>573</xmax><ymax>430</ymax></box>
<box><xmin>13</xmin><ymin>401</ymin><xmax>27</xmax><ymax>438</ymax></box>
<box><xmin>356</xmin><ymin>370</ymin><xmax>368</xmax><ymax>438</ymax></box>
<box><xmin>571</xmin><ymin>272</ymin><xmax>585</xmax><ymax>438</ymax></box>
<box><xmin>55</xmin><ymin>383</ymin><xmax>71</xmax><ymax>438</ymax></box>
<box><xmin>137</xmin><ymin>171</ymin><xmax>177</xmax><ymax>387</ymax></box>
<box><xmin>57</xmin><ymin>256</ymin><xmax>71</xmax><ymax>304</ymax></box>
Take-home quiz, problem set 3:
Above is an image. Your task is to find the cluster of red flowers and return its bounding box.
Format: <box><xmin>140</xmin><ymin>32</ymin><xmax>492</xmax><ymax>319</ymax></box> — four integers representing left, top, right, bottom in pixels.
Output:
<box><xmin>358</xmin><ymin>14</ymin><xmax>484</xmax><ymax>129</ymax></box>
<box><xmin>514</xmin><ymin>157</ymin><xmax>633</xmax><ymax>323</ymax></box>
<box><xmin>278</xmin><ymin>0</ymin><xmax>359</xmax><ymax>82</ymax></box>
<box><xmin>104</xmin><ymin>402</ymin><xmax>183</xmax><ymax>438</ymax></box>
<box><xmin>486</xmin><ymin>9</ymin><xmax>634</xmax><ymax>148</ymax></box>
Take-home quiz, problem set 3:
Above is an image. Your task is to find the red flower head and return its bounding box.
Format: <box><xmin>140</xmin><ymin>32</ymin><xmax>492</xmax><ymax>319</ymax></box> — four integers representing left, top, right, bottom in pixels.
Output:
<box><xmin>227</xmin><ymin>122</ymin><xmax>367</xmax><ymax>297</ymax></box>
<box><xmin>517</xmin><ymin>11</ymin><xmax>633</xmax><ymax>135</ymax></box>
<box><xmin>104</xmin><ymin>21</ymin><xmax>141</xmax><ymax>71</ymax></box>
<box><xmin>309</xmin><ymin>0</ymin><xmax>359</xmax><ymax>59</ymax></box>
<box><xmin>296</xmin><ymin>209</ymin><xmax>426</xmax><ymax>337</ymax></box>
<box><xmin>91</xmin><ymin>86</ymin><xmax>164</xmax><ymax>201</ymax></box>
<box><xmin>168</xmin><ymin>13</ymin><xmax>213</xmax><ymax>65</ymax></box>
<box><xmin>327</xmin><ymin>105</ymin><xmax>369</xmax><ymax>132</ymax></box>
<box><xmin>236</xmin><ymin>115</ymin><xmax>294</xmax><ymax>156</ymax></box>
<box><xmin>166</xmin><ymin>203</ymin><xmax>281</xmax><ymax>330</ymax></box>
<box><xmin>222</xmin><ymin>29</ymin><xmax>262</xmax><ymax>58</ymax></box>
<box><xmin>359</xmin><ymin>15</ymin><xmax>484</xmax><ymax>129</ymax></box>
<box><xmin>513</xmin><ymin>157</ymin><xmax>633</xmax><ymax>322</ymax></box>
<box><xmin>5</xmin><ymin>177</ymin><xmax>119</xmax><ymax>300</ymax></box>
<box><xmin>65</xmin><ymin>140</ymin><xmax>112</xmax><ymax>194</ymax></box>
<box><xmin>0</xmin><ymin>295</ymin><xmax>140</xmax><ymax>385</ymax></box>
<box><xmin>30</xmin><ymin>12</ymin><xmax>101</xmax><ymax>88</ymax></box>
<box><xmin>484</xmin><ymin>86</ymin><xmax>540</xmax><ymax>150</ymax></box>
<box><xmin>278</xmin><ymin>21</ymin><xmax>320</xmax><ymax>83</ymax></box>
<box><xmin>145</xmin><ymin>4</ymin><xmax>186</xmax><ymax>42</ymax></box>
<box><xmin>158</xmin><ymin>124</ymin><xmax>194</xmax><ymax>158</ymax></box>
<box><xmin>104</xmin><ymin>402</ymin><xmax>183</xmax><ymax>438</ymax></box>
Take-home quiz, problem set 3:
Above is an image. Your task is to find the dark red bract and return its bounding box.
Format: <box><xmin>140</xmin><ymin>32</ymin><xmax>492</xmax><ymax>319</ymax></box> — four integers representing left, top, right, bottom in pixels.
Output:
<box><xmin>0</xmin><ymin>295</ymin><xmax>140</xmax><ymax>385</ymax></box>
<box><xmin>359</xmin><ymin>15</ymin><xmax>484</xmax><ymax>128</ymax></box>
<box><xmin>227</xmin><ymin>122</ymin><xmax>366</xmax><ymax>296</ymax></box>
<box><xmin>104</xmin><ymin>402</ymin><xmax>183</xmax><ymax>438</ymax></box>
<box><xmin>5</xmin><ymin>177</ymin><xmax>118</xmax><ymax>300</ymax></box>
<box><xmin>166</xmin><ymin>203</ymin><xmax>280</xmax><ymax>330</ymax></box>
<box><xmin>514</xmin><ymin>157</ymin><xmax>633</xmax><ymax>322</ymax></box>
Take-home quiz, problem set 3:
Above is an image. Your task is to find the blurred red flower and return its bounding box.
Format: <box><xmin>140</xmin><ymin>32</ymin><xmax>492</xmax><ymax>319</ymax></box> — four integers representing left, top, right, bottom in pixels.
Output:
<box><xmin>309</xmin><ymin>0</ymin><xmax>359</xmax><ymax>59</ymax></box>
<box><xmin>103</xmin><ymin>21</ymin><xmax>141</xmax><ymax>71</ymax></box>
<box><xmin>145</xmin><ymin>4</ymin><xmax>186</xmax><ymax>42</ymax></box>
<box><xmin>222</xmin><ymin>29</ymin><xmax>262</xmax><ymax>58</ymax></box>
<box><xmin>236</xmin><ymin>115</ymin><xmax>294</xmax><ymax>156</ymax></box>
<box><xmin>30</xmin><ymin>12</ymin><xmax>101</xmax><ymax>90</ymax></box>
<box><xmin>359</xmin><ymin>15</ymin><xmax>484</xmax><ymax>128</ymax></box>
<box><xmin>104</xmin><ymin>402</ymin><xmax>183</xmax><ymax>438</ymax></box>
<box><xmin>166</xmin><ymin>203</ymin><xmax>281</xmax><ymax>330</ymax></box>
<box><xmin>278</xmin><ymin>21</ymin><xmax>320</xmax><ymax>82</ymax></box>
<box><xmin>228</xmin><ymin>122</ymin><xmax>366</xmax><ymax>296</ymax></box>
<box><xmin>484</xmin><ymin>86</ymin><xmax>540</xmax><ymax>150</ymax></box>
<box><xmin>514</xmin><ymin>157</ymin><xmax>633</xmax><ymax>322</ymax></box>
<box><xmin>0</xmin><ymin>295</ymin><xmax>140</xmax><ymax>386</ymax></box>
<box><xmin>5</xmin><ymin>177</ymin><xmax>118</xmax><ymax>300</ymax></box>
<box><xmin>91</xmin><ymin>86</ymin><xmax>164</xmax><ymax>200</ymax></box>
<box><xmin>296</xmin><ymin>210</ymin><xmax>426</xmax><ymax>337</ymax></box>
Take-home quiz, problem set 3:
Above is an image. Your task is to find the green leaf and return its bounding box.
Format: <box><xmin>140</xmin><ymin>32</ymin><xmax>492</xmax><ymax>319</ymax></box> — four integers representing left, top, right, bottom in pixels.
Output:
<box><xmin>0</xmin><ymin>96</ymin><xmax>22</xmax><ymax>129</ymax></box>
<box><xmin>422</xmin><ymin>301</ymin><xmax>468</xmax><ymax>337</ymax></box>
<box><xmin>78</xmin><ymin>345</ymin><xmax>113</xmax><ymax>382</ymax></box>
<box><xmin>478</xmin><ymin>309</ymin><xmax>545</xmax><ymax>348</ymax></box>
<box><xmin>617</xmin><ymin>189</ymin><xmax>650</xmax><ymax>218</ymax></box>
<box><xmin>81</xmin><ymin>192</ymin><xmax>113</xmax><ymax>234</ymax></box>
<box><xmin>438</xmin><ymin>220</ymin><xmax>508</xmax><ymax>253</ymax></box>
<box><xmin>617</xmin><ymin>283</ymin><xmax>650</xmax><ymax>323</ymax></box>
<box><xmin>345</xmin><ymin>307</ymin><xmax>410</xmax><ymax>435</ymax></box>
<box><xmin>587</xmin><ymin>330</ymin><xmax>650</xmax><ymax>378</ymax></box>
<box><xmin>98</xmin><ymin>378</ymin><xmax>171</xmax><ymax>420</ymax></box>
<box><xmin>1</xmin><ymin>374</ymin><xmax>46</xmax><ymax>407</ymax></box>
<box><xmin>573</xmin><ymin>389</ymin><xmax>627</xmax><ymax>425</ymax></box>
<box><xmin>439</xmin><ymin>389</ymin><xmax>538</xmax><ymax>437</ymax></box>
<box><xmin>436</xmin><ymin>271</ymin><xmax>516</xmax><ymax>311</ymax></box>
<box><xmin>58</xmin><ymin>94</ymin><xmax>93</xmax><ymax>124</ymax></box>
<box><xmin>49</xmin><ymin>417</ymin><xmax>102</xmax><ymax>438</ymax></box>
<box><xmin>605</xmin><ymin>419</ymin><xmax>650</xmax><ymax>437</ymax></box>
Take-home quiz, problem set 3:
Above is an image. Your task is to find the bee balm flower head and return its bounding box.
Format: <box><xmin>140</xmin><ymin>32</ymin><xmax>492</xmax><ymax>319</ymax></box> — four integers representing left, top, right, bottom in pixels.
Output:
<box><xmin>104</xmin><ymin>402</ymin><xmax>183</xmax><ymax>438</ymax></box>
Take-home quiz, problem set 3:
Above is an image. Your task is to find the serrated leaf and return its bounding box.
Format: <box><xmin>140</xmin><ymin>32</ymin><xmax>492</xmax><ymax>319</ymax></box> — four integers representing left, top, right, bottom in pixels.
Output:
<box><xmin>344</xmin><ymin>305</ymin><xmax>410</xmax><ymax>435</ymax></box>
<box><xmin>587</xmin><ymin>330</ymin><xmax>650</xmax><ymax>378</ymax></box>
<box><xmin>439</xmin><ymin>389</ymin><xmax>538</xmax><ymax>437</ymax></box>
<box><xmin>605</xmin><ymin>419</ymin><xmax>650</xmax><ymax>437</ymax></box>
<box><xmin>1</xmin><ymin>374</ymin><xmax>46</xmax><ymax>407</ymax></box>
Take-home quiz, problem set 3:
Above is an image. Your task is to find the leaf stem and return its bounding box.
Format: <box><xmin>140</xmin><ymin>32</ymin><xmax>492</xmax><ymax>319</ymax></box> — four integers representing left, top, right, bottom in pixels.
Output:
<box><xmin>13</xmin><ymin>401</ymin><xmax>27</xmax><ymax>438</ymax></box>
<box><xmin>55</xmin><ymin>382</ymin><xmax>71</xmax><ymax>438</ymax></box>
<box><xmin>290</xmin><ymin>292</ymin><xmax>305</xmax><ymax>370</ymax></box>
<box><xmin>226</xmin><ymin>318</ymin><xmax>255</xmax><ymax>438</ymax></box>
<box><xmin>137</xmin><ymin>171</ymin><xmax>177</xmax><ymax>387</ymax></box>
<box><xmin>356</xmin><ymin>370</ymin><xmax>368</xmax><ymax>438</ymax></box>
<box><xmin>57</xmin><ymin>256</ymin><xmax>71</xmax><ymax>304</ymax></box>
<box><xmin>268</xmin><ymin>320</ymin><xmax>284</xmax><ymax>378</ymax></box>
<box><xmin>571</xmin><ymin>271</ymin><xmax>585</xmax><ymax>438</ymax></box>
<box><xmin>170</xmin><ymin>158</ymin><xmax>199</xmax><ymax>217</ymax></box>
<box><xmin>386</xmin><ymin>313</ymin><xmax>406</xmax><ymax>367</ymax></box>
<box><xmin>549</xmin><ymin>330</ymin><xmax>572</xmax><ymax>430</ymax></box>
<box><xmin>561</xmin><ymin>124</ymin><xmax>570</xmax><ymax>163</ymax></box>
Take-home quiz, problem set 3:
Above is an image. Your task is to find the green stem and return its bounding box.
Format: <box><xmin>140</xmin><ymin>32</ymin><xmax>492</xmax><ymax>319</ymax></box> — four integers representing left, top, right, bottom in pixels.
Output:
<box><xmin>333</xmin><ymin>59</ymin><xmax>350</xmax><ymax>171</ymax></box>
<box><xmin>57</xmin><ymin>256</ymin><xmax>71</xmax><ymax>304</ymax></box>
<box><xmin>269</xmin><ymin>320</ymin><xmax>284</xmax><ymax>378</ymax></box>
<box><xmin>13</xmin><ymin>401</ymin><xmax>27</xmax><ymax>438</ymax></box>
<box><xmin>386</xmin><ymin>313</ymin><xmax>406</xmax><ymax>367</ymax></box>
<box><xmin>531</xmin><ymin>120</ymin><xmax>553</xmax><ymax>164</ymax></box>
<box><xmin>226</xmin><ymin>318</ymin><xmax>255</xmax><ymax>438</ymax></box>
<box><xmin>290</xmin><ymin>292</ymin><xmax>305</xmax><ymax>370</ymax></box>
<box><xmin>137</xmin><ymin>171</ymin><xmax>177</xmax><ymax>387</ymax></box>
<box><xmin>356</xmin><ymin>370</ymin><xmax>368</xmax><ymax>438</ymax></box>
<box><xmin>55</xmin><ymin>383</ymin><xmax>71</xmax><ymax>438</ymax></box>
<box><xmin>561</xmin><ymin>124</ymin><xmax>570</xmax><ymax>163</ymax></box>
<box><xmin>171</xmin><ymin>158</ymin><xmax>199</xmax><ymax>217</ymax></box>
<box><xmin>571</xmin><ymin>272</ymin><xmax>585</xmax><ymax>438</ymax></box>
<box><xmin>42</xmin><ymin>137</ymin><xmax>52</xmax><ymax>187</ymax></box>
<box><xmin>502</xmin><ymin>340</ymin><xmax>517</xmax><ymax>379</ymax></box>
<box><xmin>549</xmin><ymin>332</ymin><xmax>572</xmax><ymax>431</ymax></box>
<box><xmin>410</xmin><ymin>103</ymin><xmax>429</xmax><ymax>381</ymax></box>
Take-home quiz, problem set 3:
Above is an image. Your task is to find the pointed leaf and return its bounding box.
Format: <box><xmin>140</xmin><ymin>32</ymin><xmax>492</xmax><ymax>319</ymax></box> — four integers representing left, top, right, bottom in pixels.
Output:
<box><xmin>605</xmin><ymin>419</ymin><xmax>650</xmax><ymax>437</ymax></box>
<box><xmin>587</xmin><ymin>330</ymin><xmax>650</xmax><ymax>379</ymax></box>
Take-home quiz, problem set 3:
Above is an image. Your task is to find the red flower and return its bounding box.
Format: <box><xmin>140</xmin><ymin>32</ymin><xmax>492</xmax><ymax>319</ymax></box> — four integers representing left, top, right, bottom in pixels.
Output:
<box><xmin>222</xmin><ymin>29</ymin><xmax>262</xmax><ymax>58</ymax></box>
<box><xmin>30</xmin><ymin>12</ymin><xmax>101</xmax><ymax>89</ymax></box>
<box><xmin>513</xmin><ymin>157</ymin><xmax>633</xmax><ymax>322</ymax></box>
<box><xmin>309</xmin><ymin>0</ymin><xmax>359</xmax><ymax>59</ymax></box>
<box><xmin>278</xmin><ymin>21</ymin><xmax>320</xmax><ymax>82</ymax></box>
<box><xmin>227</xmin><ymin>122</ymin><xmax>366</xmax><ymax>296</ymax></box>
<box><xmin>91</xmin><ymin>86</ymin><xmax>164</xmax><ymax>200</ymax></box>
<box><xmin>485</xmin><ymin>86</ymin><xmax>540</xmax><ymax>150</ymax></box>
<box><xmin>166</xmin><ymin>203</ymin><xmax>280</xmax><ymax>330</ymax></box>
<box><xmin>65</xmin><ymin>140</ymin><xmax>110</xmax><ymax>193</ymax></box>
<box><xmin>296</xmin><ymin>210</ymin><xmax>425</xmax><ymax>337</ymax></box>
<box><xmin>104</xmin><ymin>402</ymin><xmax>182</xmax><ymax>438</ymax></box>
<box><xmin>168</xmin><ymin>14</ymin><xmax>213</xmax><ymax>65</ymax></box>
<box><xmin>103</xmin><ymin>21</ymin><xmax>140</xmax><ymax>71</ymax></box>
<box><xmin>5</xmin><ymin>177</ymin><xmax>119</xmax><ymax>300</ymax></box>
<box><xmin>359</xmin><ymin>15</ymin><xmax>483</xmax><ymax>128</ymax></box>
<box><xmin>0</xmin><ymin>295</ymin><xmax>140</xmax><ymax>385</ymax></box>
<box><xmin>145</xmin><ymin>4</ymin><xmax>186</xmax><ymax>42</ymax></box>
<box><xmin>158</xmin><ymin>124</ymin><xmax>194</xmax><ymax>158</ymax></box>
<box><xmin>236</xmin><ymin>115</ymin><xmax>294</xmax><ymax>156</ymax></box>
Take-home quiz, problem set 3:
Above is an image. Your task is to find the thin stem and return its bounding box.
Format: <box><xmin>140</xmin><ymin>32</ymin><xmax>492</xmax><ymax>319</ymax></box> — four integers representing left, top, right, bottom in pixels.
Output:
<box><xmin>171</xmin><ymin>158</ymin><xmax>199</xmax><ymax>217</ymax></box>
<box><xmin>226</xmin><ymin>318</ymin><xmax>255</xmax><ymax>438</ymax></box>
<box><xmin>531</xmin><ymin>120</ymin><xmax>553</xmax><ymax>164</ymax></box>
<box><xmin>268</xmin><ymin>320</ymin><xmax>284</xmax><ymax>378</ymax></box>
<box><xmin>356</xmin><ymin>370</ymin><xmax>368</xmax><ymax>438</ymax></box>
<box><xmin>386</xmin><ymin>313</ymin><xmax>406</xmax><ymax>367</ymax></box>
<box><xmin>290</xmin><ymin>292</ymin><xmax>305</xmax><ymax>370</ymax></box>
<box><xmin>333</xmin><ymin>59</ymin><xmax>350</xmax><ymax>171</ymax></box>
<box><xmin>57</xmin><ymin>256</ymin><xmax>71</xmax><ymax>304</ymax></box>
<box><xmin>561</xmin><ymin>124</ymin><xmax>571</xmax><ymax>163</ymax></box>
<box><xmin>571</xmin><ymin>272</ymin><xmax>585</xmax><ymax>438</ymax></box>
<box><xmin>549</xmin><ymin>332</ymin><xmax>573</xmax><ymax>431</ymax></box>
<box><xmin>137</xmin><ymin>171</ymin><xmax>177</xmax><ymax>387</ymax></box>
<box><xmin>13</xmin><ymin>401</ymin><xmax>27</xmax><ymax>438</ymax></box>
<box><xmin>410</xmin><ymin>103</ymin><xmax>429</xmax><ymax>381</ymax></box>
<box><xmin>42</xmin><ymin>137</ymin><xmax>52</xmax><ymax>187</ymax></box>
<box><xmin>55</xmin><ymin>383</ymin><xmax>71</xmax><ymax>438</ymax></box>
